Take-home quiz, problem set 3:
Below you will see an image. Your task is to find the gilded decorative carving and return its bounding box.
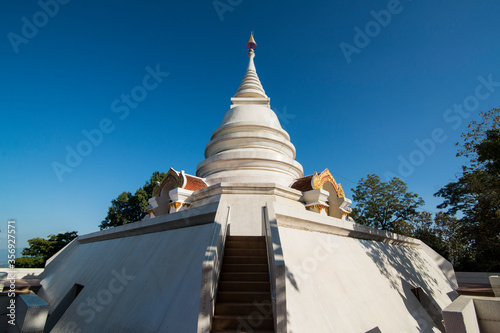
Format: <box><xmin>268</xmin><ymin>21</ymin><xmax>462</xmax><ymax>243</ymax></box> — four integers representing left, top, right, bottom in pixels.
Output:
<box><xmin>168</xmin><ymin>202</ymin><xmax>183</xmax><ymax>211</ymax></box>
<box><xmin>311</xmin><ymin>168</ymin><xmax>345</xmax><ymax>198</ymax></box>
<box><xmin>306</xmin><ymin>204</ymin><xmax>329</xmax><ymax>215</ymax></box>
<box><xmin>168</xmin><ymin>201</ymin><xmax>190</xmax><ymax>213</ymax></box>
<box><xmin>337</xmin><ymin>184</ymin><xmax>345</xmax><ymax>198</ymax></box>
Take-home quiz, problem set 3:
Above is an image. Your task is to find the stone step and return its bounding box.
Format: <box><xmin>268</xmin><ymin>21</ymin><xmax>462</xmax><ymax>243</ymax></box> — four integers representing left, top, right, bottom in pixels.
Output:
<box><xmin>215</xmin><ymin>302</ymin><xmax>273</xmax><ymax>316</ymax></box>
<box><xmin>216</xmin><ymin>291</ymin><xmax>272</xmax><ymax>303</ymax></box>
<box><xmin>224</xmin><ymin>248</ymin><xmax>267</xmax><ymax>257</ymax></box>
<box><xmin>225</xmin><ymin>241</ymin><xmax>266</xmax><ymax>249</ymax></box>
<box><xmin>220</xmin><ymin>272</ymin><xmax>269</xmax><ymax>282</ymax></box>
<box><xmin>226</xmin><ymin>236</ymin><xmax>266</xmax><ymax>243</ymax></box>
<box><xmin>211</xmin><ymin>315</ymin><xmax>274</xmax><ymax>330</ymax></box>
<box><xmin>223</xmin><ymin>256</ymin><xmax>268</xmax><ymax>265</ymax></box>
<box><xmin>212</xmin><ymin>329</ymin><xmax>274</xmax><ymax>333</ymax></box>
<box><xmin>218</xmin><ymin>281</ymin><xmax>270</xmax><ymax>292</ymax></box>
<box><xmin>221</xmin><ymin>264</ymin><xmax>269</xmax><ymax>273</ymax></box>
<box><xmin>211</xmin><ymin>235</ymin><xmax>274</xmax><ymax>333</ymax></box>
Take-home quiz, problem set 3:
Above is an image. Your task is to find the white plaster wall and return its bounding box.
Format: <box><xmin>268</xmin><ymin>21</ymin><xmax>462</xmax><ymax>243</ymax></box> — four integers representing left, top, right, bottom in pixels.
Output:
<box><xmin>186</xmin><ymin>183</ymin><xmax>304</xmax><ymax>237</ymax></box>
<box><xmin>37</xmin><ymin>223</ymin><xmax>215</xmax><ymax>333</ymax></box>
<box><xmin>219</xmin><ymin>195</ymin><xmax>303</xmax><ymax>237</ymax></box>
<box><xmin>221</xmin><ymin>194</ymin><xmax>266</xmax><ymax>235</ymax></box>
<box><xmin>278</xmin><ymin>227</ymin><xmax>457</xmax><ymax>333</ymax></box>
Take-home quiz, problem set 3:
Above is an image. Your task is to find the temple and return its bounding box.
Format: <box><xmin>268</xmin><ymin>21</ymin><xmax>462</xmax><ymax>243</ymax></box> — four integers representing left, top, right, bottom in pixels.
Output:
<box><xmin>9</xmin><ymin>33</ymin><xmax>461</xmax><ymax>332</ymax></box>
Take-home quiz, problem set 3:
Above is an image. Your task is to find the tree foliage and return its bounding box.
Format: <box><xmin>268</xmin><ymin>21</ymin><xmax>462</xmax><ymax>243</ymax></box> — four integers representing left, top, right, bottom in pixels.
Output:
<box><xmin>433</xmin><ymin>212</ymin><xmax>466</xmax><ymax>266</ymax></box>
<box><xmin>435</xmin><ymin>108</ymin><xmax>500</xmax><ymax>271</ymax></box>
<box><xmin>15</xmin><ymin>231</ymin><xmax>78</xmax><ymax>268</ymax></box>
<box><xmin>99</xmin><ymin>171</ymin><xmax>166</xmax><ymax>230</ymax></box>
<box><xmin>351</xmin><ymin>175</ymin><xmax>453</xmax><ymax>257</ymax></box>
<box><xmin>348</xmin><ymin>108</ymin><xmax>499</xmax><ymax>271</ymax></box>
<box><xmin>14</xmin><ymin>257</ymin><xmax>45</xmax><ymax>268</ymax></box>
<box><xmin>351</xmin><ymin>174</ymin><xmax>424</xmax><ymax>234</ymax></box>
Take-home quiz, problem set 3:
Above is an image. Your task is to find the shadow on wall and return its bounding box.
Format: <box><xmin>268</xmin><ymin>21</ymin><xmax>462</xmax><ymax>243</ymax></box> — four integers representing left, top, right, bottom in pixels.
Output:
<box><xmin>23</xmin><ymin>273</ymin><xmax>38</xmax><ymax>278</ymax></box>
<box><xmin>285</xmin><ymin>267</ymin><xmax>299</xmax><ymax>291</ymax></box>
<box><xmin>269</xmin><ymin>242</ymin><xmax>292</xmax><ymax>331</ymax></box>
<box><xmin>355</xmin><ymin>232</ymin><xmax>447</xmax><ymax>332</ymax></box>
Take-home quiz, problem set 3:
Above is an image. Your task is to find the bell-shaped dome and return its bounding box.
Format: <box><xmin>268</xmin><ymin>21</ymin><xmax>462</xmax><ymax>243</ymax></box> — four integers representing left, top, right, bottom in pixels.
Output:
<box><xmin>196</xmin><ymin>34</ymin><xmax>303</xmax><ymax>186</ymax></box>
<box><xmin>218</xmin><ymin>104</ymin><xmax>282</xmax><ymax>131</ymax></box>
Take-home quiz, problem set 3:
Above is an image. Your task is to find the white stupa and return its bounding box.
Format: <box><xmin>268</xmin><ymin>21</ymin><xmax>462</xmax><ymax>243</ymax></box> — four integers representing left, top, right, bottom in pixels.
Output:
<box><xmin>197</xmin><ymin>33</ymin><xmax>303</xmax><ymax>188</ymax></box>
<box><xmin>22</xmin><ymin>34</ymin><xmax>458</xmax><ymax>333</ymax></box>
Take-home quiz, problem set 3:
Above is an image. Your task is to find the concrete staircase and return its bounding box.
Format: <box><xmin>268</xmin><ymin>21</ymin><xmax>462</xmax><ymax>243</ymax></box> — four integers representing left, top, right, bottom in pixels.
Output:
<box><xmin>211</xmin><ymin>235</ymin><xmax>275</xmax><ymax>333</ymax></box>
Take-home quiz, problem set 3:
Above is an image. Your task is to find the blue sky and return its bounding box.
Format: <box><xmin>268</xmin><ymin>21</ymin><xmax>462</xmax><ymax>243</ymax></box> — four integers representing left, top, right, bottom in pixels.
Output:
<box><xmin>1</xmin><ymin>0</ymin><xmax>500</xmax><ymax>252</ymax></box>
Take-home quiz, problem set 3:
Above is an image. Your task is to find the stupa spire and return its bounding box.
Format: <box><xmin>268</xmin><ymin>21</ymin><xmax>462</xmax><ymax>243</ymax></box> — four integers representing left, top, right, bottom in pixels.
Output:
<box><xmin>231</xmin><ymin>32</ymin><xmax>269</xmax><ymax>105</ymax></box>
<box><xmin>197</xmin><ymin>32</ymin><xmax>303</xmax><ymax>186</ymax></box>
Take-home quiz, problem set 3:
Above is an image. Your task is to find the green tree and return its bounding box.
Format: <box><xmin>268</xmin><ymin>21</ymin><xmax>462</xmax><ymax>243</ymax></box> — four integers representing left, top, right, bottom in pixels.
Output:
<box><xmin>15</xmin><ymin>231</ymin><xmax>78</xmax><ymax>268</ymax></box>
<box><xmin>433</xmin><ymin>212</ymin><xmax>466</xmax><ymax>267</ymax></box>
<box><xmin>14</xmin><ymin>257</ymin><xmax>45</xmax><ymax>268</ymax></box>
<box><xmin>99</xmin><ymin>171</ymin><xmax>166</xmax><ymax>230</ymax></box>
<box><xmin>410</xmin><ymin>211</ymin><xmax>449</xmax><ymax>259</ymax></box>
<box><xmin>351</xmin><ymin>174</ymin><xmax>424</xmax><ymax>234</ymax></box>
<box><xmin>435</xmin><ymin>108</ymin><xmax>500</xmax><ymax>271</ymax></box>
<box><xmin>392</xmin><ymin>220</ymin><xmax>415</xmax><ymax>237</ymax></box>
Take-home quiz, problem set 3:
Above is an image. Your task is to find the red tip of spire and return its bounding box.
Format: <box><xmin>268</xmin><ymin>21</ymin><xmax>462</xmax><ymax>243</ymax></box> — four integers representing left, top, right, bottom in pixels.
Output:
<box><xmin>246</xmin><ymin>32</ymin><xmax>257</xmax><ymax>51</ymax></box>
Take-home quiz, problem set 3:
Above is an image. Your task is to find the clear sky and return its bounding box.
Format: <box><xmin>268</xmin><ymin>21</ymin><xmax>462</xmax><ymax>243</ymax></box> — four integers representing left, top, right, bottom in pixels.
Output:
<box><xmin>1</xmin><ymin>0</ymin><xmax>500</xmax><ymax>252</ymax></box>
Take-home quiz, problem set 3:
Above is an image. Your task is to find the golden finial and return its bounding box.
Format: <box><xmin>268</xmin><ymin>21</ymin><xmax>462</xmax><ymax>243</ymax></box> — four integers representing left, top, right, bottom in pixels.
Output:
<box><xmin>246</xmin><ymin>32</ymin><xmax>257</xmax><ymax>51</ymax></box>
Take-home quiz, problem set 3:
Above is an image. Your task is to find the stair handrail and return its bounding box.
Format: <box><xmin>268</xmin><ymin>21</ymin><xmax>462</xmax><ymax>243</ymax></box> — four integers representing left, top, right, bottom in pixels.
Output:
<box><xmin>210</xmin><ymin>206</ymin><xmax>231</xmax><ymax>302</ymax></box>
<box><xmin>263</xmin><ymin>206</ymin><xmax>276</xmax><ymax>301</ymax></box>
